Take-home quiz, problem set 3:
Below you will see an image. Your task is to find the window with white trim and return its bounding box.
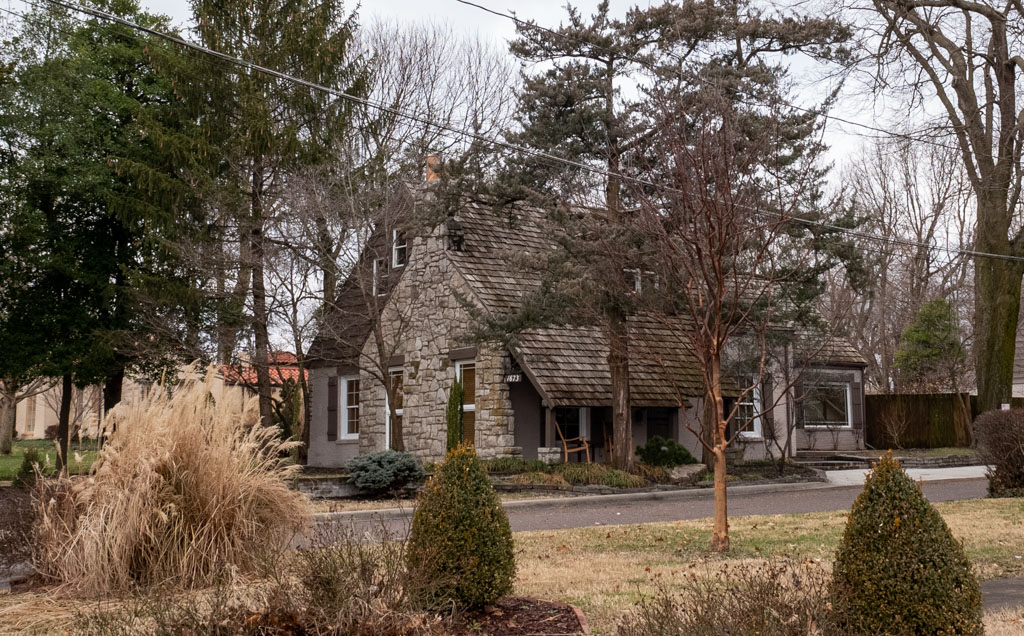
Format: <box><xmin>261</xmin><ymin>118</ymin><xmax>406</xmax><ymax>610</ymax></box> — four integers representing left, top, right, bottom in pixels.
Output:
<box><xmin>456</xmin><ymin>360</ymin><xmax>476</xmax><ymax>445</ymax></box>
<box><xmin>385</xmin><ymin>367</ymin><xmax>403</xmax><ymax>449</ymax></box>
<box><xmin>802</xmin><ymin>380</ymin><xmax>852</xmax><ymax>428</ymax></box>
<box><xmin>25</xmin><ymin>395</ymin><xmax>36</xmax><ymax>434</ymax></box>
<box><xmin>372</xmin><ymin>257</ymin><xmax>388</xmax><ymax>296</ymax></box>
<box><xmin>392</xmin><ymin>229</ymin><xmax>408</xmax><ymax>267</ymax></box>
<box><xmin>736</xmin><ymin>385</ymin><xmax>763</xmax><ymax>438</ymax></box>
<box><xmin>623</xmin><ymin>268</ymin><xmax>658</xmax><ymax>293</ymax></box>
<box><xmin>340</xmin><ymin>376</ymin><xmax>360</xmax><ymax>440</ymax></box>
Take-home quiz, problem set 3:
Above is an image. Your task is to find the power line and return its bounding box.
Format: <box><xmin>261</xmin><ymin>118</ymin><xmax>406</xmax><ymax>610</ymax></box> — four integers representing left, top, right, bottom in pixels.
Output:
<box><xmin>19</xmin><ymin>0</ymin><xmax>1024</xmax><ymax>265</ymax></box>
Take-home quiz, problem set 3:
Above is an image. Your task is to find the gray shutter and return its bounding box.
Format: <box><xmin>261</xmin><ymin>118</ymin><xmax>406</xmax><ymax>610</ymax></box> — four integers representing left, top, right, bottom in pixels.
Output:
<box><xmin>850</xmin><ymin>377</ymin><xmax>864</xmax><ymax>430</ymax></box>
<box><xmin>327</xmin><ymin>376</ymin><xmax>338</xmax><ymax>441</ymax></box>
<box><xmin>762</xmin><ymin>375</ymin><xmax>774</xmax><ymax>435</ymax></box>
<box><xmin>794</xmin><ymin>381</ymin><xmax>804</xmax><ymax>429</ymax></box>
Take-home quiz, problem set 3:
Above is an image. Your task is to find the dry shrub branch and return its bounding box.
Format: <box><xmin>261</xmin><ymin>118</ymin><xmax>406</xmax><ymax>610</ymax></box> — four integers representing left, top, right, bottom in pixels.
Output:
<box><xmin>33</xmin><ymin>366</ymin><xmax>309</xmax><ymax>594</ymax></box>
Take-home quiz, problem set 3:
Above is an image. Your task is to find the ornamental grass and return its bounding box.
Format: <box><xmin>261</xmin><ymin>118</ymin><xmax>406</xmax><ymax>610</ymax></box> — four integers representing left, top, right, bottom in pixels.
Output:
<box><xmin>33</xmin><ymin>366</ymin><xmax>308</xmax><ymax>595</ymax></box>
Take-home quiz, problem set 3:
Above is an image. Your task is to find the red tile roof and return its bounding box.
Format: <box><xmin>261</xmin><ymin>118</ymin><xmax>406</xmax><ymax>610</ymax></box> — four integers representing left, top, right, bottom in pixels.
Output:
<box><xmin>221</xmin><ymin>352</ymin><xmax>307</xmax><ymax>387</ymax></box>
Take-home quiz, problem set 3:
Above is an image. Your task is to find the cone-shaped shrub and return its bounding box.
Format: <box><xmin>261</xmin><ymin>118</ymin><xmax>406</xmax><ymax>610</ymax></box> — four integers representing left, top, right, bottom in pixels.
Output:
<box><xmin>830</xmin><ymin>453</ymin><xmax>982</xmax><ymax>635</ymax></box>
<box><xmin>406</xmin><ymin>444</ymin><xmax>515</xmax><ymax>609</ymax></box>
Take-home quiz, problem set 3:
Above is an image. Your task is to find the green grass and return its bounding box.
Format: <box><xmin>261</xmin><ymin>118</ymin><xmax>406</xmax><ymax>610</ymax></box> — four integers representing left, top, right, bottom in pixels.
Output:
<box><xmin>0</xmin><ymin>438</ymin><xmax>100</xmax><ymax>480</ymax></box>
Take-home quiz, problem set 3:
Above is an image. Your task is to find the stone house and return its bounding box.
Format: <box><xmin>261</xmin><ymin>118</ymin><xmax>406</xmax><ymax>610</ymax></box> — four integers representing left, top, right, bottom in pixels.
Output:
<box><xmin>306</xmin><ymin>188</ymin><xmax>867</xmax><ymax>467</ymax></box>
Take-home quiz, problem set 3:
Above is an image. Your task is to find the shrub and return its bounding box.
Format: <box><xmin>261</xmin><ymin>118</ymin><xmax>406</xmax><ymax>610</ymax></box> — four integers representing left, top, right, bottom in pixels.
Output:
<box><xmin>34</xmin><ymin>365</ymin><xmax>308</xmax><ymax>594</ymax></box>
<box><xmin>481</xmin><ymin>456</ymin><xmax>547</xmax><ymax>474</ymax></box>
<box><xmin>554</xmin><ymin>462</ymin><xmax>646</xmax><ymax>488</ymax></box>
<box><xmin>12</xmin><ymin>447</ymin><xmax>43</xmax><ymax>489</ymax></box>
<box><xmin>631</xmin><ymin>462</ymin><xmax>670</xmax><ymax>483</ymax></box>
<box><xmin>636</xmin><ymin>435</ymin><xmax>696</xmax><ymax>467</ymax></box>
<box><xmin>43</xmin><ymin>424</ymin><xmax>80</xmax><ymax>442</ymax></box>
<box><xmin>445</xmin><ymin>377</ymin><xmax>463</xmax><ymax>452</ymax></box>
<box><xmin>974</xmin><ymin>409</ymin><xmax>1024</xmax><ymax>497</ymax></box>
<box><xmin>618</xmin><ymin>559</ymin><xmax>833</xmax><ymax>636</ymax></box>
<box><xmin>829</xmin><ymin>453</ymin><xmax>982</xmax><ymax>635</ymax></box>
<box><xmin>346</xmin><ymin>450</ymin><xmax>424</xmax><ymax>496</ymax></box>
<box><xmin>407</xmin><ymin>445</ymin><xmax>515</xmax><ymax>609</ymax></box>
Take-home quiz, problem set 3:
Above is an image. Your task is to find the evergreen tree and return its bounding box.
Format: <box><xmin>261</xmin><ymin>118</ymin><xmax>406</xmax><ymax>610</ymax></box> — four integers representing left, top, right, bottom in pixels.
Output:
<box><xmin>186</xmin><ymin>0</ymin><xmax>370</xmax><ymax>430</ymax></box>
<box><xmin>895</xmin><ymin>299</ymin><xmax>966</xmax><ymax>391</ymax></box>
<box><xmin>0</xmin><ymin>1</ymin><xmax>212</xmax><ymax>468</ymax></box>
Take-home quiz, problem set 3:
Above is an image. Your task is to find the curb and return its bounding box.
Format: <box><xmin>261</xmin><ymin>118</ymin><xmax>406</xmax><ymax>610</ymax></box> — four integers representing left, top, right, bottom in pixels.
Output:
<box><xmin>312</xmin><ymin>479</ymin><xmax>841</xmax><ymax>524</ymax></box>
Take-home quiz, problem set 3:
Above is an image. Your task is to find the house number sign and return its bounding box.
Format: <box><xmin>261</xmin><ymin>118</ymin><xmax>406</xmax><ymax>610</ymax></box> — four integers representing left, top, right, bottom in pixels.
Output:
<box><xmin>504</xmin><ymin>373</ymin><xmax>522</xmax><ymax>383</ymax></box>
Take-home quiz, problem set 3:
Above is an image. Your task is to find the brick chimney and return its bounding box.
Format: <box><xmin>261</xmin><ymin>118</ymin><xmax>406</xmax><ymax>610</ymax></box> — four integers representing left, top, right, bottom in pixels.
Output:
<box><xmin>425</xmin><ymin>154</ymin><xmax>441</xmax><ymax>182</ymax></box>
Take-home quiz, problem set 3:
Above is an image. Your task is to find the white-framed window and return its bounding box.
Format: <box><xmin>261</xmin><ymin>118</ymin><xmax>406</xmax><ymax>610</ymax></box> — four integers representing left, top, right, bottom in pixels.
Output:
<box><xmin>736</xmin><ymin>385</ymin><xmax>763</xmax><ymax>438</ymax></box>
<box><xmin>340</xmin><ymin>376</ymin><xmax>360</xmax><ymax>440</ymax></box>
<box><xmin>392</xmin><ymin>229</ymin><xmax>408</xmax><ymax>267</ymax></box>
<box><xmin>553</xmin><ymin>406</ymin><xmax>589</xmax><ymax>439</ymax></box>
<box><xmin>25</xmin><ymin>395</ymin><xmax>36</xmax><ymax>434</ymax></box>
<box><xmin>385</xmin><ymin>367</ymin><xmax>403</xmax><ymax>450</ymax></box>
<box><xmin>624</xmin><ymin>268</ymin><xmax>658</xmax><ymax>293</ymax></box>
<box><xmin>456</xmin><ymin>360</ymin><xmax>476</xmax><ymax>445</ymax></box>
<box><xmin>372</xmin><ymin>257</ymin><xmax>388</xmax><ymax>297</ymax></box>
<box><xmin>802</xmin><ymin>381</ymin><xmax>852</xmax><ymax>428</ymax></box>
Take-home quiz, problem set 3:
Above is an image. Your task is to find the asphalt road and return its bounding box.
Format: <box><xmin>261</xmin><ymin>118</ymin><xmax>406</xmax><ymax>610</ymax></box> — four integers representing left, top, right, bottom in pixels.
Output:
<box><xmin>311</xmin><ymin>477</ymin><xmax>989</xmax><ymax>541</ymax></box>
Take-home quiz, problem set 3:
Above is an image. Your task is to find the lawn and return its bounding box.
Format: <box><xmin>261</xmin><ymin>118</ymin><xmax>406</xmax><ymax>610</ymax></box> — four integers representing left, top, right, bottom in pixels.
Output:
<box><xmin>513</xmin><ymin>497</ymin><xmax>1024</xmax><ymax>633</ymax></box>
<box><xmin>0</xmin><ymin>439</ymin><xmax>100</xmax><ymax>481</ymax></box>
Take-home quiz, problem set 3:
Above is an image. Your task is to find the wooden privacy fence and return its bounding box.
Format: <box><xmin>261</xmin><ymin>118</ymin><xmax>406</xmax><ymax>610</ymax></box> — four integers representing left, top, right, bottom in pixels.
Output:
<box><xmin>865</xmin><ymin>393</ymin><xmax>974</xmax><ymax>449</ymax></box>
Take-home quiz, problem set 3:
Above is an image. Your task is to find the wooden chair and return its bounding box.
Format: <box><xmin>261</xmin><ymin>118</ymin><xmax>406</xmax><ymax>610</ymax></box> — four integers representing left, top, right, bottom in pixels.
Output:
<box><xmin>555</xmin><ymin>420</ymin><xmax>591</xmax><ymax>464</ymax></box>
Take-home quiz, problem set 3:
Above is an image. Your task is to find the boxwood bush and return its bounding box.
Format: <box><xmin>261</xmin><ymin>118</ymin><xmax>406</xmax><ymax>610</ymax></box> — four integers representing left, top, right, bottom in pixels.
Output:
<box><xmin>829</xmin><ymin>453</ymin><xmax>982</xmax><ymax>635</ymax></box>
<box><xmin>636</xmin><ymin>435</ymin><xmax>696</xmax><ymax>467</ymax></box>
<box><xmin>406</xmin><ymin>445</ymin><xmax>515</xmax><ymax>609</ymax></box>
<box><xmin>973</xmin><ymin>409</ymin><xmax>1024</xmax><ymax>497</ymax></box>
<box><xmin>345</xmin><ymin>450</ymin><xmax>424</xmax><ymax>496</ymax></box>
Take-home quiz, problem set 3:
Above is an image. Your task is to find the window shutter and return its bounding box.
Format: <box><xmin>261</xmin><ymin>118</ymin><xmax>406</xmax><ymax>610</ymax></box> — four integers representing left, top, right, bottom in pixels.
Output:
<box><xmin>850</xmin><ymin>378</ymin><xmax>864</xmax><ymax>430</ymax></box>
<box><xmin>327</xmin><ymin>376</ymin><xmax>338</xmax><ymax>441</ymax></box>
<box><xmin>762</xmin><ymin>375</ymin><xmax>773</xmax><ymax>435</ymax></box>
<box><xmin>794</xmin><ymin>381</ymin><xmax>804</xmax><ymax>429</ymax></box>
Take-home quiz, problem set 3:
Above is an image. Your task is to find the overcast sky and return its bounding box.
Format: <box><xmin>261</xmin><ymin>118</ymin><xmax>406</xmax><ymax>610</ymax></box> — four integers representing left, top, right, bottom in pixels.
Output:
<box><xmin>139</xmin><ymin>0</ymin><xmax>874</xmax><ymax>172</ymax></box>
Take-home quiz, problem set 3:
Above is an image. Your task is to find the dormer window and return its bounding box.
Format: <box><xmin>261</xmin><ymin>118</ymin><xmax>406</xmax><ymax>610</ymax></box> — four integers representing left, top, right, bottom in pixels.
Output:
<box><xmin>392</xmin><ymin>229</ymin><xmax>408</xmax><ymax>267</ymax></box>
<box><xmin>372</xmin><ymin>257</ymin><xmax>387</xmax><ymax>296</ymax></box>
<box><xmin>624</xmin><ymin>269</ymin><xmax>658</xmax><ymax>293</ymax></box>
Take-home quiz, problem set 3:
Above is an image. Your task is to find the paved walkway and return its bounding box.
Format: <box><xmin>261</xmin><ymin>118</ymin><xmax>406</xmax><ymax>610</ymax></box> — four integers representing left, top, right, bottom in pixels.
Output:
<box><xmin>826</xmin><ymin>465</ymin><xmax>989</xmax><ymax>486</ymax></box>
<box><xmin>982</xmin><ymin>577</ymin><xmax>1024</xmax><ymax>611</ymax></box>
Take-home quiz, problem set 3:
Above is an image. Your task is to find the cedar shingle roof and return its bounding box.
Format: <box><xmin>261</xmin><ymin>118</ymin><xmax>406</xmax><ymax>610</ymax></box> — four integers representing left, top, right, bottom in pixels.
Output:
<box><xmin>515</xmin><ymin>315</ymin><xmax>705</xmax><ymax>407</ymax></box>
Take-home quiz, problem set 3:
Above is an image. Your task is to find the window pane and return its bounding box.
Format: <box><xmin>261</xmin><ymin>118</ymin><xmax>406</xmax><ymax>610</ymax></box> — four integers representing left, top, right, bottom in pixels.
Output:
<box><xmin>390</xmin><ymin>371</ymin><xmax>403</xmax><ymax>410</ymax></box>
<box><xmin>803</xmin><ymin>384</ymin><xmax>848</xmax><ymax>426</ymax></box>
<box><xmin>554</xmin><ymin>407</ymin><xmax>581</xmax><ymax>439</ymax></box>
<box><xmin>461</xmin><ymin>364</ymin><xmax>475</xmax><ymax>406</ymax></box>
<box><xmin>346</xmin><ymin>379</ymin><xmax>360</xmax><ymax>435</ymax></box>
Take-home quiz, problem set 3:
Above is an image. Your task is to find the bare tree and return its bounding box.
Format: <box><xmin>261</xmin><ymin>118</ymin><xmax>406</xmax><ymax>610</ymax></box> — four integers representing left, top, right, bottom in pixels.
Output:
<box><xmin>857</xmin><ymin>0</ymin><xmax>1024</xmax><ymax>412</ymax></box>
<box><xmin>820</xmin><ymin>139</ymin><xmax>974</xmax><ymax>393</ymax></box>
<box><xmin>630</xmin><ymin>74</ymin><xmax>845</xmax><ymax>551</ymax></box>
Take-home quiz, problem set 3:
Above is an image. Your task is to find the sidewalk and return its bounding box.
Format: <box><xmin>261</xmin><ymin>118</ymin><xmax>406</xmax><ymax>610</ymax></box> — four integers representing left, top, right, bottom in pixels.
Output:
<box><xmin>825</xmin><ymin>465</ymin><xmax>989</xmax><ymax>486</ymax></box>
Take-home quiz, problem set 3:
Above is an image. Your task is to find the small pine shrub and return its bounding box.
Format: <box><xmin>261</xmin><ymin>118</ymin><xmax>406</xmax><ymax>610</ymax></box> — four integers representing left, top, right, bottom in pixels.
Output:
<box><xmin>406</xmin><ymin>445</ymin><xmax>515</xmax><ymax>609</ymax></box>
<box><xmin>636</xmin><ymin>435</ymin><xmax>696</xmax><ymax>467</ymax></box>
<box><xmin>445</xmin><ymin>378</ymin><xmax>464</xmax><ymax>452</ymax></box>
<box><xmin>346</xmin><ymin>450</ymin><xmax>424</xmax><ymax>496</ymax></box>
<box><xmin>974</xmin><ymin>409</ymin><xmax>1024</xmax><ymax>497</ymax></box>
<box><xmin>829</xmin><ymin>453</ymin><xmax>982</xmax><ymax>635</ymax></box>
<box><xmin>12</xmin><ymin>447</ymin><xmax>43</xmax><ymax>489</ymax></box>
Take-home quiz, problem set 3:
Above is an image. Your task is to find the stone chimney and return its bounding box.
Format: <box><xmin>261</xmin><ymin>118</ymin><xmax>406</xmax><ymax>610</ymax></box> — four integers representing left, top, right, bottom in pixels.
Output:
<box><xmin>425</xmin><ymin>154</ymin><xmax>441</xmax><ymax>182</ymax></box>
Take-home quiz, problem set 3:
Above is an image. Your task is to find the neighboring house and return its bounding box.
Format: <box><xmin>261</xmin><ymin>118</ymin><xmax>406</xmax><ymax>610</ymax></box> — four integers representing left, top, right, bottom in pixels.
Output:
<box><xmin>14</xmin><ymin>382</ymin><xmax>137</xmax><ymax>441</ymax></box>
<box><xmin>307</xmin><ymin>188</ymin><xmax>867</xmax><ymax>467</ymax></box>
<box><xmin>219</xmin><ymin>351</ymin><xmax>306</xmax><ymax>396</ymax></box>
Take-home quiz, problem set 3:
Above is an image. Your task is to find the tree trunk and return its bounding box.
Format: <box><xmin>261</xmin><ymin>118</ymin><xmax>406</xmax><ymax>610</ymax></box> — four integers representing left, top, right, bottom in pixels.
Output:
<box><xmin>56</xmin><ymin>373</ymin><xmax>72</xmax><ymax>474</ymax></box>
<box><xmin>711</xmin><ymin>443</ymin><xmax>729</xmax><ymax>552</ymax></box>
<box><xmin>250</xmin><ymin>162</ymin><xmax>275</xmax><ymax>429</ymax></box>
<box><xmin>609</xmin><ymin>314</ymin><xmax>632</xmax><ymax>470</ymax></box>
<box><xmin>0</xmin><ymin>390</ymin><xmax>16</xmax><ymax>455</ymax></box>
<box><xmin>102</xmin><ymin>367</ymin><xmax>124</xmax><ymax>413</ymax></box>
<box><xmin>709</xmin><ymin>350</ymin><xmax>730</xmax><ymax>552</ymax></box>
<box><xmin>973</xmin><ymin>247</ymin><xmax>1023</xmax><ymax>414</ymax></box>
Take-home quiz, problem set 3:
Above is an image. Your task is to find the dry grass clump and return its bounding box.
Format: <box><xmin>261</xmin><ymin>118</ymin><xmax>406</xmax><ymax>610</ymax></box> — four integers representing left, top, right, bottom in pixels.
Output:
<box><xmin>33</xmin><ymin>366</ymin><xmax>309</xmax><ymax>595</ymax></box>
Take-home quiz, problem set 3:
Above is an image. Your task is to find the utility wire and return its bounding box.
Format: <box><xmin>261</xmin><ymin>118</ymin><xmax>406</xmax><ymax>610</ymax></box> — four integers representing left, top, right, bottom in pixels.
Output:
<box><xmin>20</xmin><ymin>0</ymin><xmax>1024</xmax><ymax>264</ymax></box>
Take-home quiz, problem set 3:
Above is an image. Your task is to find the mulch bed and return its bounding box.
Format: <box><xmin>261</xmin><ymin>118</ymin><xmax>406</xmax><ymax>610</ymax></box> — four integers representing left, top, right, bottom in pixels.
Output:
<box><xmin>0</xmin><ymin>486</ymin><xmax>33</xmax><ymax>576</ymax></box>
<box><xmin>454</xmin><ymin>597</ymin><xmax>588</xmax><ymax>635</ymax></box>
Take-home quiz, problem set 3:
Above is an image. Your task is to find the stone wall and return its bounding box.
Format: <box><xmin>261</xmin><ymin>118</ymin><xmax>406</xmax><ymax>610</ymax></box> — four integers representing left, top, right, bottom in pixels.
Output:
<box><xmin>354</xmin><ymin>228</ymin><xmax>520</xmax><ymax>464</ymax></box>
